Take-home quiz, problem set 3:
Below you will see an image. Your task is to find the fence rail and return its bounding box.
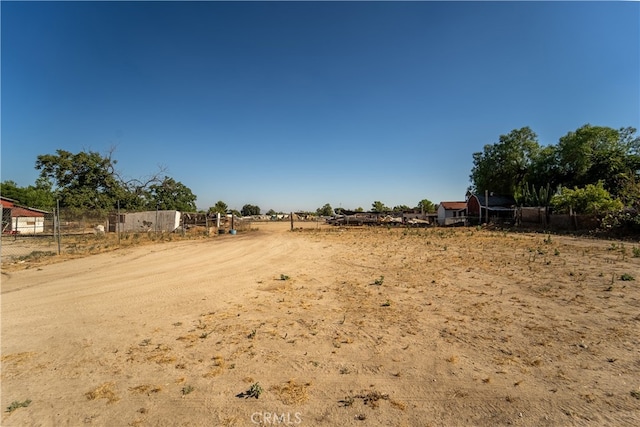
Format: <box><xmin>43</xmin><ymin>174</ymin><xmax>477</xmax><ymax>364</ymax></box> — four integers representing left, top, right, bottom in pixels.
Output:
<box><xmin>1</xmin><ymin>209</ymin><xmax>251</xmax><ymax>264</ymax></box>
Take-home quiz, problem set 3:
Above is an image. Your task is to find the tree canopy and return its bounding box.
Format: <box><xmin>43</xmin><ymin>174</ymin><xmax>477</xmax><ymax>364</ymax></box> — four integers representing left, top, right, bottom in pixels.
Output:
<box><xmin>0</xmin><ymin>178</ymin><xmax>55</xmax><ymax>210</ymax></box>
<box><xmin>371</xmin><ymin>201</ymin><xmax>389</xmax><ymax>212</ymax></box>
<box><xmin>316</xmin><ymin>203</ymin><xmax>334</xmax><ymax>216</ymax></box>
<box><xmin>147</xmin><ymin>177</ymin><xmax>197</xmax><ymax>212</ymax></box>
<box><xmin>208</xmin><ymin>201</ymin><xmax>228</xmax><ymax>215</ymax></box>
<box><xmin>470</xmin><ymin>125</ymin><xmax>639</xmax><ymax>208</ymax></box>
<box><xmin>241</xmin><ymin>204</ymin><xmax>261</xmax><ymax>216</ymax></box>
<box><xmin>416</xmin><ymin>199</ymin><xmax>436</xmax><ymax>213</ymax></box>
<box><xmin>550</xmin><ymin>182</ymin><xmax>623</xmax><ymax>214</ymax></box>
<box><xmin>29</xmin><ymin>148</ymin><xmax>197</xmax><ymax>213</ymax></box>
<box><xmin>470</xmin><ymin>127</ymin><xmax>540</xmax><ymax>197</ymax></box>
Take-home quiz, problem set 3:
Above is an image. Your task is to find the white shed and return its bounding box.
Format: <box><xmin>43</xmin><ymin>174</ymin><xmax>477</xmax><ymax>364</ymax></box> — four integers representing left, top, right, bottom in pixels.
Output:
<box><xmin>1</xmin><ymin>197</ymin><xmax>47</xmax><ymax>234</ymax></box>
<box><xmin>437</xmin><ymin>201</ymin><xmax>467</xmax><ymax>226</ymax></box>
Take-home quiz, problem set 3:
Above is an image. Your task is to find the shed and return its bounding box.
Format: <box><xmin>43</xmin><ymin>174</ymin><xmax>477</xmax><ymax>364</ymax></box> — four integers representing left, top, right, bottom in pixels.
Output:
<box><xmin>437</xmin><ymin>201</ymin><xmax>468</xmax><ymax>226</ymax></box>
<box><xmin>1</xmin><ymin>197</ymin><xmax>48</xmax><ymax>234</ymax></box>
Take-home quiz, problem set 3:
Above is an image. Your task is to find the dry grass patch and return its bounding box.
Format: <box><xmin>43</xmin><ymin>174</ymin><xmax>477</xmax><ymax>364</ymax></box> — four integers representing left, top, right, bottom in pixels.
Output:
<box><xmin>86</xmin><ymin>382</ymin><xmax>119</xmax><ymax>404</ymax></box>
<box><xmin>1</xmin><ymin>352</ymin><xmax>36</xmax><ymax>364</ymax></box>
<box><xmin>203</xmin><ymin>355</ymin><xmax>227</xmax><ymax>377</ymax></box>
<box><xmin>270</xmin><ymin>379</ymin><xmax>311</xmax><ymax>405</ymax></box>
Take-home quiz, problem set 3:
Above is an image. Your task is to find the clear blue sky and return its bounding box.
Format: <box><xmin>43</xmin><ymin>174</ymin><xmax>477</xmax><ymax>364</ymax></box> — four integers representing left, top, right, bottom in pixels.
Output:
<box><xmin>2</xmin><ymin>1</ymin><xmax>639</xmax><ymax>213</ymax></box>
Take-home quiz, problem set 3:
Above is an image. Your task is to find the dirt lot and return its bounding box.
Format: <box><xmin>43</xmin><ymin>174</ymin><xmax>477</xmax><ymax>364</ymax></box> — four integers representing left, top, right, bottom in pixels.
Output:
<box><xmin>2</xmin><ymin>222</ymin><xmax>639</xmax><ymax>426</ymax></box>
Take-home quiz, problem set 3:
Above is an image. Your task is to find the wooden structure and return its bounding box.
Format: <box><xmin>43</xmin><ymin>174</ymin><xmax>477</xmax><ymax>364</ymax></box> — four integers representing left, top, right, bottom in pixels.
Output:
<box><xmin>466</xmin><ymin>193</ymin><xmax>516</xmax><ymax>224</ymax></box>
<box><xmin>1</xmin><ymin>197</ymin><xmax>48</xmax><ymax>234</ymax></box>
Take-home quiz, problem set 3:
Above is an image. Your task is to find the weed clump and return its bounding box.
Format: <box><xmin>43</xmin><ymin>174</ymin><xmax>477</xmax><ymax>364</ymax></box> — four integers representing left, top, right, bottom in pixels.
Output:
<box><xmin>6</xmin><ymin>399</ymin><xmax>31</xmax><ymax>413</ymax></box>
<box><xmin>237</xmin><ymin>382</ymin><xmax>263</xmax><ymax>399</ymax></box>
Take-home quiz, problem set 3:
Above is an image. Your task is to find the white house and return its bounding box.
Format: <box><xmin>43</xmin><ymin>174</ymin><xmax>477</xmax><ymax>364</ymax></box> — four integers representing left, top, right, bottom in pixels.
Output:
<box><xmin>437</xmin><ymin>201</ymin><xmax>467</xmax><ymax>226</ymax></box>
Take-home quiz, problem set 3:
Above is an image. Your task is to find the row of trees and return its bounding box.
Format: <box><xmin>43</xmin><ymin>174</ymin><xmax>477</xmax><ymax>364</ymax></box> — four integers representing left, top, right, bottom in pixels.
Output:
<box><xmin>1</xmin><ymin>149</ymin><xmax>198</xmax><ymax>213</ymax></box>
<box><xmin>2</xmin><ymin>147</ymin><xmax>440</xmax><ymax>218</ymax></box>
<box><xmin>470</xmin><ymin>125</ymin><xmax>640</xmax><ymax>213</ymax></box>
<box><xmin>203</xmin><ymin>199</ymin><xmax>438</xmax><ymax>219</ymax></box>
<box><xmin>206</xmin><ymin>201</ymin><xmax>261</xmax><ymax>217</ymax></box>
<box><xmin>314</xmin><ymin>200</ymin><xmax>437</xmax><ymax>217</ymax></box>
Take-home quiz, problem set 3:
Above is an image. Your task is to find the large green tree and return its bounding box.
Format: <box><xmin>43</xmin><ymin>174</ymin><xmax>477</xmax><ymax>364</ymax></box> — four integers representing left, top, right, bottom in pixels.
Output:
<box><xmin>556</xmin><ymin>125</ymin><xmax>640</xmax><ymax>198</ymax></box>
<box><xmin>371</xmin><ymin>201</ymin><xmax>389</xmax><ymax>212</ymax></box>
<box><xmin>470</xmin><ymin>125</ymin><xmax>639</xmax><ymax>208</ymax></box>
<box><xmin>316</xmin><ymin>203</ymin><xmax>334</xmax><ymax>216</ymax></box>
<box><xmin>416</xmin><ymin>199</ymin><xmax>436</xmax><ymax>213</ymax></box>
<box><xmin>35</xmin><ymin>149</ymin><xmax>126</xmax><ymax>212</ymax></box>
<box><xmin>470</xmin><ymin>127</ymin><xmax>540</xmax><ymax>196</ymax></box>
<box><xmin>241</xmin><ymin>204</ymin><xmax>261</xmax><ymax>216</ymax></box>
<box><xmin>147</xmin><ymin>177</ymin><xmax>197</xmax><ymax>212</ymax></box>
<box><xmin>34</xmin><ymin>148</ymin><xmax>196</xmax><ymax>213</ymax></box>
<box><xmin>208</xmin><ymin>200</ymin><xmax>228</xmax><ymax>215</ymax></box>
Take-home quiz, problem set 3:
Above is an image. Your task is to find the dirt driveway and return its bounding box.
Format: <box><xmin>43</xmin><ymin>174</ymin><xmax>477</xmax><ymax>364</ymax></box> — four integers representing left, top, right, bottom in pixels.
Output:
<box><xmin>2</xmin><ymin>223</ymin><xmax>639</xmax><ymax>426</ymax></box>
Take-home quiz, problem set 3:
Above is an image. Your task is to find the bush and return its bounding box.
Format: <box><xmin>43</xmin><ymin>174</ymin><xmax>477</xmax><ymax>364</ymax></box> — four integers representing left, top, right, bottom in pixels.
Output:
<box><xmin>551</xmin><ymin>182</ymin><xmax>623</xmax><ymax>214</ymax></box>
<box><xmin>600</xmin><ymin>209</ymin><xmax>640</xmax><ymax>233</ymax></box>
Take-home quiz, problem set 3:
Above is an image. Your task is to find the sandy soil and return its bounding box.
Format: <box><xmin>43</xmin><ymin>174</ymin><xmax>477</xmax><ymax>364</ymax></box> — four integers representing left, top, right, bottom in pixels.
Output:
<box><xmin>2</xmin><ymin>222</ymin><xmax>639</xmax><ymax>426</ymax></box>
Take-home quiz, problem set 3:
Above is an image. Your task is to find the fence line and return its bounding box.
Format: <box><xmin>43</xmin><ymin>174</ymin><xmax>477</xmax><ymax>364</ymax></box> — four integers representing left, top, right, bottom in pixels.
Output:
<box><xmin>1</xmin><ymin>207</ymin><xmax>252</xmax><ymax>263</ymax></box>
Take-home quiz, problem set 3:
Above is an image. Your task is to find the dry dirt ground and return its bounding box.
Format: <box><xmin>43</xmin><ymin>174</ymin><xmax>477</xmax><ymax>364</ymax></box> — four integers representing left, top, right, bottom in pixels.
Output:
<box><xmin>2</xmin><ymin>222</ymin><xmax>639</xmax><ymax>426</ymax></box>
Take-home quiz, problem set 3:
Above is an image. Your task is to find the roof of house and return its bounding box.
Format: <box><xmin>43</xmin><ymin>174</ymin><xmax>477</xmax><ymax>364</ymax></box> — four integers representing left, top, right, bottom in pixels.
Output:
<box><xmin>10</xmin><ymin>207</ymin><xmax>45</xmax><ymax>217</ymax></box>
<box><xmin>1</xmin><ymin>197</ymin><xmax>17</xmax><ymax>208</ymax></box>
<box><xmin>440</xmin><ymin>201</ymin><xmax>467</xmax><ymax>210</ymax></box>
<box><xmin>1</xmin><ymin>196</ymin><xmax>48</xmax><ymax>216</ymax></box>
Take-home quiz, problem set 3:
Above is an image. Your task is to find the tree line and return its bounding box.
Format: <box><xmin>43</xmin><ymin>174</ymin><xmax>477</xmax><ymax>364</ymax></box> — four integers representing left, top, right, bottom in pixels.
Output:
<box><xmin>1</xmin><ymin>149</ymin><xmax>198</xmax><ymax>213</ymax></box>
<box><xmin>3</xmin><ymin>123</ymin><xmax>637</xmax><ymax>220</ymax></box>
<box><xmin>470</xmin><ymin>124</ymin><xmax>639</xmax><ymax>214</ymax></box>
<box><xmin>0</xmin><ymin>148</ymin><xmax>439</xmax><ymax>217</ymax></box>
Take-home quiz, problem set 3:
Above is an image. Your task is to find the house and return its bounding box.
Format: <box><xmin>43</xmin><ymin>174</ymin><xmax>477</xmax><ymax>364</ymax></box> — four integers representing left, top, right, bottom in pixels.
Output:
<box><xmin>1</xmin><ymin>197</ymin><xmax>48</xmax><ymax>234</ymax></box>
<box><xmin>466</xmin><ymin>193</ymin><xmax>516</xmax><ymax>223</ymax></box>
<box><xmin>437</xmin><ymin>201</ymin><xmax>468</xmax><ymax>226</ymax></box>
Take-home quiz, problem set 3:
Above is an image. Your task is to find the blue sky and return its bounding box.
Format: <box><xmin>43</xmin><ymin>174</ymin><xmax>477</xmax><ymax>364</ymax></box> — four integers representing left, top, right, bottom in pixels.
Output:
<box><xmin>2</xmin><ymin>1</ymin><xmax>639</xmax><ymax>213</ymax></box>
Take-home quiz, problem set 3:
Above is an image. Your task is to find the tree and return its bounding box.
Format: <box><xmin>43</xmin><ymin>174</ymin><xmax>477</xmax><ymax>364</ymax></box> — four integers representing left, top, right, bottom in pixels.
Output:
<box><xmin>416</xmin><ymin>199</ymin><xmax>436</xmax><ymax>213</ymax></box>
<box><xmin>527</xmin><ymin>145</ymin><xmax>563</xmax><ymax>191</ymax></box>
<box><xmin>355</xmin><ymin>207</ymin><xmax>364</xmax><ymax>212</ymax></box>
<box><xmin>208</xmin><ymin>201</ymin><xmax>228</xmax><ymax>215</ymax></box>
<box><xmin>391</xmin><ymin>205</ymin><xmax>410</xmax><ymax>212</ymax></box>
<box><xmin>470</xmin><ymin>127</ymin><xmax>540</xmax><ymax>196</ymax></box>
<box><xmin>241</xmin><ymin>204</ymin><xmax>261</xmax><ymax>216</ymax></box>
<box><xmin>371</xmin><ymin>201</ymin><xmax>388</xmax><ymax>212</ymax></box>
<box><xmin>550</xmin><ymin>182</ymin><xmax>623</xmax><ymax>214</ymax></box>
<box><xmin>147</xmin><ymin>177</ymin><xmax>197</xmax><ymax>212</ymax></box>
<box><xmin>35</xmin><ymin>149</ymin><xmax>126</xmax><ymax>212</ymax></box>
<box><xmin>0</xmin><ymin>179</ymin><xmax>55</xmax><ymax>210</ymax></box>
<box><xmin>33</xmin><ymin>148</ymin><xmax>189</xmax><ymax>213</ymax></box>
<box><xmin>557</xmin><ymin>125</ymin><xmax>640</xmax><ymax>198</ymax></box>
<box><xmin>316</xmin><ymin>203</ymin><xmax>334</xmax><ymax>216</ymax></box>
<box><xmin>265</xmin><ymin>209</ymin><xmax>277</xmax><ymax>217</ymax></box>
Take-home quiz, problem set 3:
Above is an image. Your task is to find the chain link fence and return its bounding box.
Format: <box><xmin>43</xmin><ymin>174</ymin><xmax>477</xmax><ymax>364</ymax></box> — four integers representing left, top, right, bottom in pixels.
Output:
<box><xmin>1</xmin><ymin>207</ymin><xmax>251</xmax><ymax>265</ymax></box>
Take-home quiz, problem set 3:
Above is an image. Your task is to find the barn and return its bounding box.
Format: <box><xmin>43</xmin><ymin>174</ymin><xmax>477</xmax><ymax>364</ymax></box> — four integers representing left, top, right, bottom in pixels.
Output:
<box><xmin>1</xmin><ymin>197</ymin><xmax>48</xmax><ymax>234</ymax></box>
<box><xmin>466</xmin><ymin>193</ymin><xmax>516</xmax><ymax>223</ymax></box>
